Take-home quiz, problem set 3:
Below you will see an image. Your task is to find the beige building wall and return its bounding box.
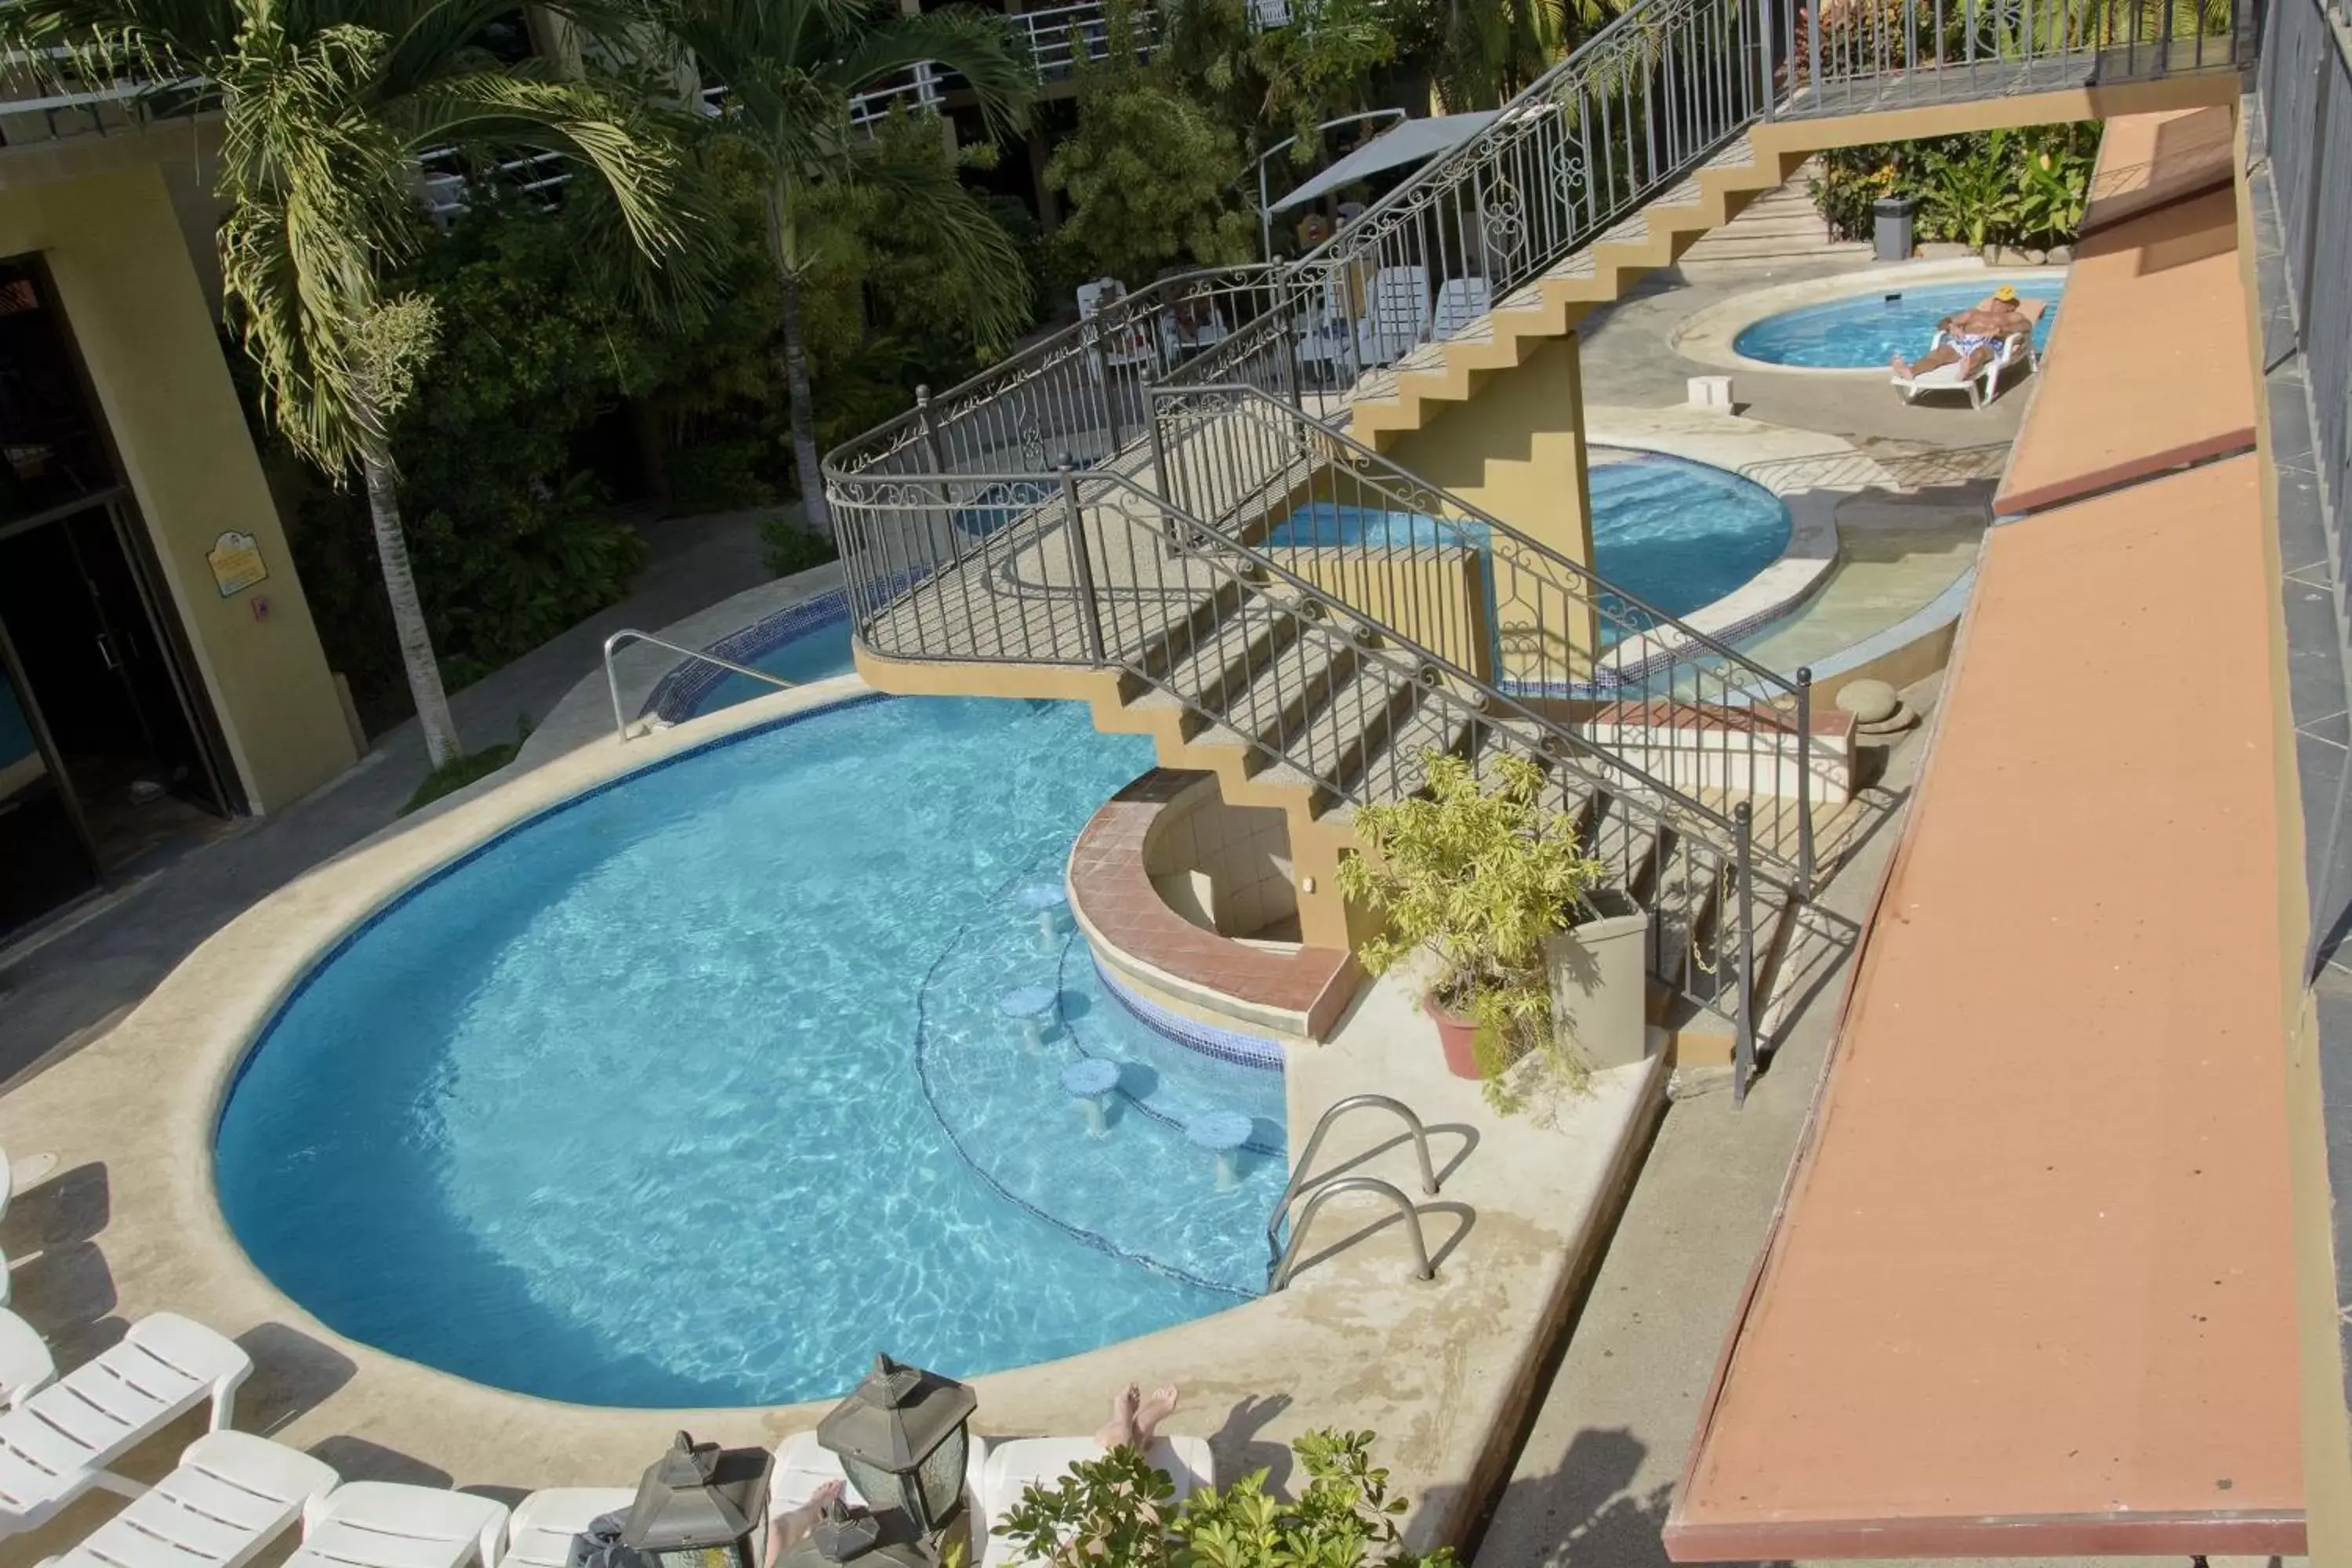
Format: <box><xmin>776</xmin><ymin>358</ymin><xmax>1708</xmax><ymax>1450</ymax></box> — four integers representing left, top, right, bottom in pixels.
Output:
<box><xmin>0</xmin><ymin>155</ymin><xmax>358</xmax><ymax>811</ymax></box>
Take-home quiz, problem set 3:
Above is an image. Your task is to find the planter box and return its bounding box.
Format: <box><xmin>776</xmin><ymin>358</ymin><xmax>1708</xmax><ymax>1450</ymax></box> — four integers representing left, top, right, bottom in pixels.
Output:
<box><xmin>1544</xmin><ymin>889</ymin><xmax>1650</xmax><ymax>1069</ymax></box>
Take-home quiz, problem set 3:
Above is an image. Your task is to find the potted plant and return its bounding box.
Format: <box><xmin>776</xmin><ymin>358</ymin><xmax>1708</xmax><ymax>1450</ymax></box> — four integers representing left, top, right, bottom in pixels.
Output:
<box><xmin>1336</xmin><ymin>752</ymin><xmax>1603</xmax><ymax>1086</ymax></box>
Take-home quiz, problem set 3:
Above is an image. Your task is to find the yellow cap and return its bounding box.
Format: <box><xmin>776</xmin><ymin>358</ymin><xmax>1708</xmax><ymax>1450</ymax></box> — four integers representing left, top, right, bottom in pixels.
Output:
<box><xmin>1994</xmin><ymin>284</ymin><xmax>2019</xmax><ymax>301</ymax></box>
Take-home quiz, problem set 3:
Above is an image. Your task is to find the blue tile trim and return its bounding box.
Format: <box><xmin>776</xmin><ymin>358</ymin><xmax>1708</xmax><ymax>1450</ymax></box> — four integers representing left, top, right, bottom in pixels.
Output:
<box><xmin>644</xmin><ymin>590</ymin><xmax>851</xmax><ymax>724</ymax></box>
<box><xmin>1088</xmin><ymin>953</ymin><xmax>1290</xmax><ymax>1073</ymax></box>
<box><xmin>1053</xmin><ymin>939</ymin><xmax>1283</xmax><ymax>1158</ymax></box>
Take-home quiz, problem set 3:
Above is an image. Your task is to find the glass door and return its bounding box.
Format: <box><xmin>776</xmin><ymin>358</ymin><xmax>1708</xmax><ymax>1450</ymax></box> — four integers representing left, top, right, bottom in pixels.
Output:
<box><xmin>0</xmin><ymin>615</ymin><xmax>99</xmax><ymax>942</ymax></box>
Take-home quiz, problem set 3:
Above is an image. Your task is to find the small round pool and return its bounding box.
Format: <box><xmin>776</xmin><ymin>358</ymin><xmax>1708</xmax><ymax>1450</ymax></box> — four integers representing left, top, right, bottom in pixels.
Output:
<box><xmin>216</xmin><ymin>696</ymin><xmax>1283</xmax><ymax>1408</ymax></box>
<box><xmin>1267</xmin><ymin>448</ymin><xmax>1789</xmax><ymax>633</ymax></box>
<box><xmin>1733</xmin><ymin>276</ymin><xmax>2067</xmax><ymax>369</ymax></box>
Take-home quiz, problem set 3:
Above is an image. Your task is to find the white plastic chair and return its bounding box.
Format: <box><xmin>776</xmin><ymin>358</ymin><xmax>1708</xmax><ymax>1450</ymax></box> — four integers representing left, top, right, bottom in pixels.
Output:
<box><xmin>1356</xmin><ymin>267</ymin><xmax>1431</xmax><ymax>366</ymax></box>
<box><xmin>1431</xmin><ymin>277</ymin><xmax>1493</xmax><ymax>341</ymax></box>
<box><xmin>0</xmin><ymin>1311</ymin><xmax>54</xmax><ymax>1410</ymax></box>
<box><xmin>1893</xmin><ymin>329</ymin><xmax>2035</xmax><ymax>408</ymax></box>
<box><xmin>0</xmin><ymin>1312</ymin><xmax>252</xmax><ymax>1536</ymax></box>
<box><xmin>968</xmin><ymin>1436</ymin><xmax>1214</xmax><ymax>1566</ymax></box>
<box><xmin>38</xmin><ymin>1431</ymin><xmax>338</xmax><ymax>1568</ymax></box>
<box><xmin>289</xmin><ymin>1482</ymin><xmax>510</xmax><ymax>1568</ymax></box>
<box><xmin>501</xmin><ymin>1486</ymin><xmax>633</xmax><ymax>1568</ymax></box>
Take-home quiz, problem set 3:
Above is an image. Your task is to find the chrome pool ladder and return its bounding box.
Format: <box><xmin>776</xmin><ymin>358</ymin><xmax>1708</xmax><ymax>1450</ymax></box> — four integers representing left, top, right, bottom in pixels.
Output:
<box><xmin>601</xmin><ymin>628</ymin><xmax>800</xmax><ymax>742</ymax></box>
<box><xmin>1265</xmin><ymin>1094</ymin><xmax>1441</xmax><ymax>1290</ymax></box>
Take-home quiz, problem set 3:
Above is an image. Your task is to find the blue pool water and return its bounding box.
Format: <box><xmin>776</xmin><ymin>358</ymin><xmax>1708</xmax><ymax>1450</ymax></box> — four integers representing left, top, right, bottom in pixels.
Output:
<box><xmin>1733</xmin><ymin>277</ymin><xmax>2067</xmax><ymax>368</ymax></box>
<box><xmin>1267</xmin><ymin>448</ymin><xmax>1790</xmax><ymax>628</ymax></box>
<box><xmin>216</xmin><ymin>696</ymin><xmax>1284</xmax><ymax>1408</ymax></box>
<box><xmin>686</xmin><ymin>616</ymin><xmax>858</xmax><ymax>713</ymax></box>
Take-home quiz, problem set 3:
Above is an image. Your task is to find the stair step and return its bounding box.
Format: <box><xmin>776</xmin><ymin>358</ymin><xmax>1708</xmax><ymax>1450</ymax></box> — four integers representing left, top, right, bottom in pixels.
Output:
<box><xmin>1247</xmin><ymin>660</ymin><xmax>1420</xmax><ymax>810</ymax></box>
<box><xmin>1160</xmin><ymin>594</ymin><xmax>1301</xmax><ymax>729</ymax></box>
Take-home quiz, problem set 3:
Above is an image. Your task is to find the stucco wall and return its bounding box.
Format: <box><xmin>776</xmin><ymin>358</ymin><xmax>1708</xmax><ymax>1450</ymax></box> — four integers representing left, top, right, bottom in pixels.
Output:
<box><xmin>0</xmin><ymin>159</ymin><xmax>356</xmax><ymax>811</ymax></box>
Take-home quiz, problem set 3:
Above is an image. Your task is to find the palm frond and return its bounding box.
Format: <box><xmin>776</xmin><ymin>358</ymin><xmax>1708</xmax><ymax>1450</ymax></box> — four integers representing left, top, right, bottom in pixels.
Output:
<box><xmin>823</xmin><ymin>6</ymin><xmax>1029</xmax><ymax>134</ymax></box>
<box><xmin>840</xmin><ymin>121</ymin><xmax>1033</xmax><ymax>349</ymax></box>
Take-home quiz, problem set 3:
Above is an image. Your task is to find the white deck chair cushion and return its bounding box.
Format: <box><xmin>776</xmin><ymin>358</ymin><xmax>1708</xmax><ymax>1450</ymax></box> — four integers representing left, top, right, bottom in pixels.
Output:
<box><xmin>503</xmin><ymin>1487</ymin><xmax>633</xmax><ymax>1568</ymax></box>
<box><xmin>971</xmin><ymin>1436</ymin><xmax>1214</xmax><ymax>1567</ymax></box>
<box><xmin>0</xmin><ymin>1311</ymin><xmax>49</xmax><ymax>1411</ymax></box>
<box><xmin>42</xmin><ymin>1432</ymin><xmax>338</xmax><ymax>1568</ymax></box>
<box><xmin>768</xmin><ymin>1432</ymin><xmax>857</xmax><ymax>1519</ymax></box>
<box><xmin>0</xmin><ymin>1314</ymin><xmax>252</xmax><ymax>1534</ymax></box>
<box><xmin>291</xmin><ymin>1483</ymin><xmax>510</xmax><ymax>1568</ymax></box>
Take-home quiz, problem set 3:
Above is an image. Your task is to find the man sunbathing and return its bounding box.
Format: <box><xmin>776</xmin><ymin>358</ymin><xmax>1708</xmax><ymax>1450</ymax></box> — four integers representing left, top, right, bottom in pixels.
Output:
<box><xmin>1890</xmin><ymin>284</ymin><xmax>2036</xmax><ymax>383</ymax></box>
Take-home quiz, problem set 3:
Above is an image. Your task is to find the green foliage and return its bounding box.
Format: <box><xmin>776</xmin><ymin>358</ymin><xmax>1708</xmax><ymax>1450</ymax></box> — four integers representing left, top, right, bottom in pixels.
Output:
<box><xmin>1336</xmin><ymin>752</ymin><xmax>1601</xmax><ymax>1098</ymax></box>
<box><xmin>1046</xmin><ymin>0</ymin><xmax>1259</xmax><ymax>287</ymax></box>
<box><xmin>993</xmin><ymin>1429</ymin><xmax>1457</xmax><ymax>1568</ymax></box>
<box><xmin>1159</xmin><ymin>0</ymin><xmax>1400</xmax><ymax>164</ymax></box>
<box><xmin>1809</xmin><ymin>122</ymin><xmax>2101</xmax><ymax>250</ymax></box>
<box><xmin>399</xmin><ymin>728</ymin><xmax>525</xmax><ymax>815</ymax></box>
<box><xmin>760</xmin><ymin>514</ymin><xmax>840</xmax><ymax>577</ymax></box>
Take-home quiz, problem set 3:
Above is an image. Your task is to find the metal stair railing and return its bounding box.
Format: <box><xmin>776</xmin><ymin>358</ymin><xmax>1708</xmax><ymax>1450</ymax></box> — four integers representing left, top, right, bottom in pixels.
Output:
<box><xmin>832</xmin><ymin>463</ymin><xmax>1774</xmax><ymax>1085</ymax></box>
<box><xmin>1150</xmin><ymin>383</ymin><xmax>1822</xmax><ymax>888</ymax></box>
<box><xmin>1269</xmin><ymin>1178</ymin><xmax>1436</xmax><ymax>1290</ymax></box>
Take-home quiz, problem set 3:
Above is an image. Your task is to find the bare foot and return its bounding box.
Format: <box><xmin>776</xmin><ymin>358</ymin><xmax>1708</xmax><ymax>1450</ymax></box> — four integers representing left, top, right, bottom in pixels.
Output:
<box><xmin>1095</xmin><ymin>1383</ymin><xmax>1142</xmax><ymax>1449</ymax></box>
<box><xmin>1131</xmin><ymin>1384</ymin><xmax>1180</xmax><ymax>1448</ymax></box>
<box><xmin>1889</xmin><ymin>353</ymin><xmax>1912</xmax><ymax>380</ymax></box>
<box><xmin>767</xmin><ymin>1479</ymin><xmax>846</xmax><ymax>1566</ymax></box>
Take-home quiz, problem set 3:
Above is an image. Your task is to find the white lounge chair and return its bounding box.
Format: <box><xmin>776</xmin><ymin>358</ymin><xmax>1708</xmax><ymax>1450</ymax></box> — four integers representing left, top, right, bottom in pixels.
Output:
<box><xmin>38</xmin><ymin>1431</ymin><xmax>338</xmax><ymax>1568</ymax></box>
<box><xmin>502</xmin><ymin>1486</ymin><xmax>633</xmax><ymax>1568</ymax></box>
<box><xmin>1431</xmin><ymin>277</ymin><xmax>1492</xmax><ymax>341</ymax></box>
<box><xmin>968</xmin><ymin>1436</ymin><xmax>1214</xmax><ymax>1567</ymax></box>
<box><xmin>1356</xmin><ymin>267</ymin><xmax>1431</xmax><ymax>366</ymax></box>
<box><xmin>288</xmin><ymin>1482</ymin><xmax>510</xmax><ymax>1568</ymax></box>
<box><xmin>0</xmin><ymin>1312</ymin><xmax>252</xmax><ymax>1536</ymax></box>
<box><xmin>0</xmin><ymin>1311</ymin><xmax>54</xmax><ymax>1410</ymax></box>
<box><xmin>1893</xmin><ymin>296</ymin><xmax>2046</xmax><ymax>409</ymax></box>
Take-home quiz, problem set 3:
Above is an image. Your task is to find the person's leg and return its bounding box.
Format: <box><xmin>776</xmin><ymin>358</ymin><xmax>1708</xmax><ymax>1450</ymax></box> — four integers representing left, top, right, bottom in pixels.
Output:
<box><xmin>1892</xmin><ymin>343</ymin><xmax>1961</xmax><ymax>378</ymax></box>
<box><xmin>1095</xmin><ymin>1383</ymin><xmax>1142</xmax><ymax>1449</ymax></box>
<box><xmin>766</xmin><ymin>1480</ymin><xmax>847</xmax><ymax>1567</ymax></box>
<box><xmin>1958</xmin><ymin>343</ymin><xmax>1995</xmax><ymax>379</ymax></box>
<box><xmin>1131</xmin><ymin>1385</ymin><xmax>1181</xmax><ymax>1449</ymax></box>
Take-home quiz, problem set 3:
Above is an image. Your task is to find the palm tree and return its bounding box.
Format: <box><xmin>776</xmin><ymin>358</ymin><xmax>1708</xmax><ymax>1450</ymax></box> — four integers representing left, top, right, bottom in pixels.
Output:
<box><xmin>3</xmin><ymin>0</ymin><xmax>684</xmax><ymax>768</ymax></box>
<box><xmin>654</xmin><ymin>0</ymin><xmax>1034</xmax><ymax>539</ymax></box>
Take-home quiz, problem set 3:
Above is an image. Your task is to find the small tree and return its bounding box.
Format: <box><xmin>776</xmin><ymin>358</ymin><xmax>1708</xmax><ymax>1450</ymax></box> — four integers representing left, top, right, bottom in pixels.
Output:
<box><xmin>1336</xmin><ymin>751</ymin><xmax>1601</xmax><ymax>1091</ymax></box>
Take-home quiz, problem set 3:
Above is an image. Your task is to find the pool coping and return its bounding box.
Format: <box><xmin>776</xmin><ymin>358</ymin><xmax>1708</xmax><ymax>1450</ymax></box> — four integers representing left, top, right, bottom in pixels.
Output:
<box><xmin>0</xmin><ymin>655</ymin><xmax>1670</xmax><ymax>1560</ymax></box>
<box><xmin>1668</xmin><ymin>258</ymin><xmax>2071</xmax><ymax>381</ymax></box>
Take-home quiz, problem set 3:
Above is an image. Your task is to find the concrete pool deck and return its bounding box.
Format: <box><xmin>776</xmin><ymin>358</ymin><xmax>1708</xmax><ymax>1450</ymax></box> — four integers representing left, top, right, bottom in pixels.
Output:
<box><xmin>0</xmin><ymin>671</ymin><xmax>1668</xmax><ymax>1563</ymax></box>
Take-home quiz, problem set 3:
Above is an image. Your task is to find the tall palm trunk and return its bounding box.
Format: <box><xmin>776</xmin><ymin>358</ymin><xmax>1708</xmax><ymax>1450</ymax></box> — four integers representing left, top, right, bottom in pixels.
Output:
<box><xmin>361</xmin><ymin>445</ymin><xmax>462</xmax><ymax>767</ymax></box>
<box><xmin>766</xmin><ymin>185</ymin><xmax>832</xmax><ymax>541</ymax></box>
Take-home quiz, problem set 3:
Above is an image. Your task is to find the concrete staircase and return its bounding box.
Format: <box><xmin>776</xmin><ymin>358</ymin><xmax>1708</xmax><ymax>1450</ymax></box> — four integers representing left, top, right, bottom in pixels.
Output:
<box><xmin>1674</xmin><ymin>159</ymin><xmax>1871</xmax><ymax>279</ymax></box>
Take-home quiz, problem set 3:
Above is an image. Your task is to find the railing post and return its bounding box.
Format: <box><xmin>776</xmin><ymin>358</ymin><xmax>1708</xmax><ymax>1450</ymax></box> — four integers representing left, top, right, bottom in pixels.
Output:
<box><xmin>1733</xmin><ymin>801</ymin><xmax>1756</xmax><ymax>1106</ymax></box>
<box><xmin>916</xmin><ymin>383</ymin><xmax>960</xmax><ymax>567</ymax></box>
<box><xmin>2299</xmin><ymin>51</ymin><xmax>2332</xmax><ymax>348</ymax></box>
<box><xmin>1058</xmin><ymin>460</ymin><xmax>1109</xmax><ymax>663</ymax></box>
<box><xmin>1142</xmin><ymin>368</ymin><xmax>1180</xmax><ymax>557</ymax></box>
<box><xmin>1795</xmin><ymin>664</ymin><xmax>1814</xmax><ymax>897</ymax></box>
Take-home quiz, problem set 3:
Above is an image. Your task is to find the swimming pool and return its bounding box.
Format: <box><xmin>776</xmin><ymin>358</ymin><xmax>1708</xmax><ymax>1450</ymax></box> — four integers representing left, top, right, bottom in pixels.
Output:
<box><xmin>1266</xmin><ymin>448</ymin><xmax>1790</xmax><ymax>630</ymax></box>
<box><xmin>216</xmin><ymin>695</ymin><xmax>1284</xmax><ymax>1408</ymax></box>
<box><xmin>1732</xmin><ymin>277</ymin><xmax>2067</xmax><ymax>369</ymax></box>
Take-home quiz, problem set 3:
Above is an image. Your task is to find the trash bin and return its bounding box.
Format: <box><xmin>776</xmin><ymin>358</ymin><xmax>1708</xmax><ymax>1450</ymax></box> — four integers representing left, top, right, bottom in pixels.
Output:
<box><xmin>1872</xmin><ymin>195</ymin><xmax>1918</xmax><ymax>263</ymax></box>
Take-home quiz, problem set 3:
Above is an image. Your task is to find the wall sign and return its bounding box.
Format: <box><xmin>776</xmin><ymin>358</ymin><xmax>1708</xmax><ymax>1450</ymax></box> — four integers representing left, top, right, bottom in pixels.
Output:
<box><xmin>207</xmin><ymin>530</ymin><xmax>269</xmax><ymax>597</ymax></box>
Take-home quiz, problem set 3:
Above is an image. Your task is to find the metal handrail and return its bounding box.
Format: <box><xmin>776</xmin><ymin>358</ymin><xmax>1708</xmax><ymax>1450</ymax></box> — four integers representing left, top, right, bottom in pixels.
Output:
<box><xmin>1269</xmin><ymin>1177</ymin><xmax>1436</xmax><ymax>1290</ymax></box>
<box><xmin>601</xmin><ymin>629</ymin><xmax>797</xmax><ymax>741</ymax></box>
<box><xmin>1265</xmin><ymin>1094</ymin><xmax>1439</xmax><ymax>1279</ymax></box>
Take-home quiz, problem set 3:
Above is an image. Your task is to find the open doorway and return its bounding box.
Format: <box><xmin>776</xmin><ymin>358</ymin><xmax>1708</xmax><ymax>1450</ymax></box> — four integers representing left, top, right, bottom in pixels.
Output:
<box><xmin>0</xmin><ymin>256</ymin><xmax>238</xmax><ymax>941</ymax></box>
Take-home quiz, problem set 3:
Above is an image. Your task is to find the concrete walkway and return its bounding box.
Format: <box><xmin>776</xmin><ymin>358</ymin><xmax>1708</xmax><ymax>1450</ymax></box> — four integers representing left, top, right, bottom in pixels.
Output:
<box><xmin>0</xmin><ymin>503</ymin><xmax>784</xmax><ymax>1090</ymax></box>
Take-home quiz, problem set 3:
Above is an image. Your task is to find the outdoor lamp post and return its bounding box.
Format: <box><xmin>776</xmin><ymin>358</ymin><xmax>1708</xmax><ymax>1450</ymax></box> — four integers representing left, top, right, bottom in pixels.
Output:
<box><xmin>622</xmin><ymin>1431</ymin><xmax>775</xmax><ymax>1568</ymax></box>
<box><xmin>815</xmin><ymin>1355</ymin><xmax>977</xmax><ymax>1543</ymax></box>
<box><xmin>773</xmin><ymin>1497</ymin><xmax>934</xmax><ymax>1568</ymax></box>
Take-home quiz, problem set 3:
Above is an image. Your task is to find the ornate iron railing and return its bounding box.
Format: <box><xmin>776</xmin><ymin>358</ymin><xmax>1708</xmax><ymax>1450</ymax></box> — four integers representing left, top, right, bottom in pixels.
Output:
<box><xmin>832</xmin><ymin>462</ymin><xmax>1771</xmax><ymax>1069</ymax></box>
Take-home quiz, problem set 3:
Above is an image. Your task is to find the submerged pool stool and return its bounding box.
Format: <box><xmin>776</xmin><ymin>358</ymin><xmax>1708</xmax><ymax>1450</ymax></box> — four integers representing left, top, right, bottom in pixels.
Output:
<box><xmin>1184</xmin><ymin>1110</ymin><xmax>1254</xmax><ymax>1192</ymax></box>
<box><xmin>999</xmin><ymin>986</ymin><xmax>1058</xmax><ymax>1052</ymax></box>
<box><xmin>1061</xmin><ymin>1058</ymin><xmax>1120</xmax><ymax>1138</ymax></box>
<box><xmin>1015</xmin><ymin>881</ymin><xmax>1068</xmax><ymax>950</ymax></box>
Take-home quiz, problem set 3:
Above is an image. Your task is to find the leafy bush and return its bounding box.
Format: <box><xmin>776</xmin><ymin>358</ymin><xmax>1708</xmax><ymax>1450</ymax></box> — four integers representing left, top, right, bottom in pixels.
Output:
<box><xmin>1336</xmin><ymin>752</ymin><xmax>1601</xmax><ymax>1102</ymax></box>
<box><xmin>993</xmin><ymin>1428</ymin><xmax>1456</xmax><ymax>1568</ymax></box>
<box><xmin>760</xmin><ymin>514</ymin><xmax>840</xmax><ymax>578</ymax></box>
<box><xmin>1809</xmin><ymin>122</ymin><xmax>2101</xmax><ymax>251</ymax></box>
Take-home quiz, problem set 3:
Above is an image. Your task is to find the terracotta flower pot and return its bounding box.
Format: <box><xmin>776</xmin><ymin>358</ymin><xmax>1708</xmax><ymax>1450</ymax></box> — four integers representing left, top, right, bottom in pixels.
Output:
<box><xmin>1421</xmin><ymin>990</ymin><xmax>1483</xmax><ymax>1080</ymax></box>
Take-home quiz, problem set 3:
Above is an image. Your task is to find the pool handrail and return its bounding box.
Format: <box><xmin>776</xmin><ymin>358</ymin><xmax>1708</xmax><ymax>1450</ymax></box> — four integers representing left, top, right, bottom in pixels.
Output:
<box><xmin>601</xmin><ymin>629</ymin><xmax>798</xmax><ymax>742</ymax></box>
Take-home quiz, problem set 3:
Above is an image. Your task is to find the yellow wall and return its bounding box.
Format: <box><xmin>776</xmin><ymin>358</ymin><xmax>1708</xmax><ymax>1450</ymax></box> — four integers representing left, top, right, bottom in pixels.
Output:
<box><xmin>0</xmin><ymin>159</ymin><xmax>357</xmax><ymax>811</ymax></box>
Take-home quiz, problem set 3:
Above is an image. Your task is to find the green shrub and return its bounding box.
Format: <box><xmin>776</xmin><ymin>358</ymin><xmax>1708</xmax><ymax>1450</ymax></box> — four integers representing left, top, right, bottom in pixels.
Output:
<box><xmin>993</xmin><ymin>1428</ymin><xmax>1456</xmax><ymax>1568</ymax></box>
<box><xmin>666</xmin><ymin>440</ymin><xmax>779</xmax><ymax>516</ymax></box>
<box><xmin>760</xmin><ymin>514</ymin><xmax>840</xmax><ymax>578</ymax></box>
<box><xmin>1809</xmin><ymin>122</ymin><xmax>2102</xmax><ymax>250</ymax></box>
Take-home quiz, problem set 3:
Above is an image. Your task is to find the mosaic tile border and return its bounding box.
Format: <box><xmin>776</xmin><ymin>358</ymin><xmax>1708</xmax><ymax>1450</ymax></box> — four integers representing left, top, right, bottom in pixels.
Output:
<box><xmin>642</xmin><ymin>590</ymin><xmax>851</xmax><ymax>724</ymax></box>
<box><xmin>1090</xmin><ymin>953</ymin><xmax>1290</xmax><ymax>1073</ymax></box>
